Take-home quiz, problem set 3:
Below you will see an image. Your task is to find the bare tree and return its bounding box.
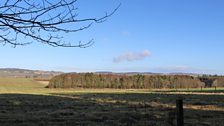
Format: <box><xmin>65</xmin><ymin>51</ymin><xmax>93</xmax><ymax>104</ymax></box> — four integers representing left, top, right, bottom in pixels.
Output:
<box><xmin>0</xmin><ymin>0</ymin><xmax>120</xmax><ymax>47</ymax></box>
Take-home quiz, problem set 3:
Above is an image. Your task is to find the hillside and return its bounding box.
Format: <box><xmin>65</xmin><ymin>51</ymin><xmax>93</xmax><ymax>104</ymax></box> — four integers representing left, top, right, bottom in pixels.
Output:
<box><xmin>0</xmin><ymin>68</ymin><xmax>63</xmax><ymax>79</ymax></box>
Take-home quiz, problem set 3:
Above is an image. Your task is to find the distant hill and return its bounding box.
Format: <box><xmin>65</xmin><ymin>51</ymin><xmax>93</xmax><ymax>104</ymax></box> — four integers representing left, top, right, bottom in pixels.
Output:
<box><xmin>95</xmin><ymin>71</ymin><xmax>200</xmax><ymax>76</ymax></box>
<box><xmin>0</xmin><ymin>68</ymin><xmax>63</xmax><ymax>79</ymax></box>
<box><xmin>95</xmin><ymin>71</ymin><xmax>161</xmax><ymax>75</ymax></box>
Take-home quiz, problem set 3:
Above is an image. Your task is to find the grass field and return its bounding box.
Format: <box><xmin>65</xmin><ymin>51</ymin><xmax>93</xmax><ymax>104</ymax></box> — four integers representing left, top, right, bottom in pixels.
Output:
<box><xmin>0</xmin><ymin>77</ymin><xmax>224</xmax><ymax>126</ymax></box>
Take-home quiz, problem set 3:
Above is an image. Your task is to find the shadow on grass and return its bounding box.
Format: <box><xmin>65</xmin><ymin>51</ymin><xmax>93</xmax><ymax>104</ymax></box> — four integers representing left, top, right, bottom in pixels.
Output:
<box><xmin>0</xmin><ymin>93</ymin><xmax>224</xmax><ymax>126</ymax></box>
<box><xmin>154</xmin><ymin>89</ymin><xmax>224</xmax><ymax>93</ymax></box>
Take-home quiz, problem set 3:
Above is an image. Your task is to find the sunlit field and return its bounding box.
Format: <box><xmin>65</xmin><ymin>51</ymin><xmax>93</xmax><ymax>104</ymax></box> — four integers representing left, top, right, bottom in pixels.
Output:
<box><xmin>0</xmin><ymin>78</ymin><xmax>224</xmax><ymax>126</ymax></box>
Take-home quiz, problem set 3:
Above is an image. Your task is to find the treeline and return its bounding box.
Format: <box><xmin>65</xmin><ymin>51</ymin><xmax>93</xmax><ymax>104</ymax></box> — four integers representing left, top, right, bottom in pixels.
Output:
<box><xmin>199</xmin><ymin>76</ymin><xmax>224</xmax><ymax>87</ymax></box>
<box><xmin>46</xmin><ymin>73</ymin><xmax>214</xmax><ymax>89</ymax></box>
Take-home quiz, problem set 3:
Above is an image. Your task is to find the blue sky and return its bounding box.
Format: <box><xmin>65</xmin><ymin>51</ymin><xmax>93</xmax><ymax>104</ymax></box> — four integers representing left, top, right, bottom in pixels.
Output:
<box><xmin>0</xmin><ymin>0</ymin><xmax>224</xmax><ymax>74</ymax></box>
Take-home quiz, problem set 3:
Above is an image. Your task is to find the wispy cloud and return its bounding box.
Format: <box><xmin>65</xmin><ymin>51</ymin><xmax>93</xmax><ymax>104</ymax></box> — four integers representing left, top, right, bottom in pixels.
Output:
<box><xmin>113</xmin><ymin>50</ymin><xmax>151</xmax><ymax>63</ymax></box>
<box><xmin>121</xmin><ymin>31</ymin><xmax>131</xmax><ymax>36</ymax></box>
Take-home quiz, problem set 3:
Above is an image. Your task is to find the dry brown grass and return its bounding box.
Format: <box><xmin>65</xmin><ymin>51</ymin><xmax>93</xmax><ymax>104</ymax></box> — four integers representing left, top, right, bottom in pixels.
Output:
<box><xmin>0</xmin><ymin>77</ymin><xmax>223</xmax><ymax>126</ymax></box>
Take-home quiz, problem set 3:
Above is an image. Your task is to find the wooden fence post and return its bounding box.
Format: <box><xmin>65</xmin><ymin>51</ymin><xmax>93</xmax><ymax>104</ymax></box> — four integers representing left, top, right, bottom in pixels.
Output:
<box><xmin>176</xmin><ymin>99</ymin><xmax>184</xmax><ymax>126</ymax></box>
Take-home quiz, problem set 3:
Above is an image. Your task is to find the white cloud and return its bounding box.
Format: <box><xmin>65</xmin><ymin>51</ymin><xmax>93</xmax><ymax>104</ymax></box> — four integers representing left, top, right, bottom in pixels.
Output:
<box><xmin>113</xmin><ymin>50</ymin><xmax>151</xmax><ymax>63</ymax></box>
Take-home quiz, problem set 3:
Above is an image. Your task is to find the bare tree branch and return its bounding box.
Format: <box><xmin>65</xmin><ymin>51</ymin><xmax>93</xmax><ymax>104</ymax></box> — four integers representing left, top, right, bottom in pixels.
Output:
<box><xmin>0</xmin><ymin>0</ymin><xmax>121</xmax><ymax>47</ymax></box>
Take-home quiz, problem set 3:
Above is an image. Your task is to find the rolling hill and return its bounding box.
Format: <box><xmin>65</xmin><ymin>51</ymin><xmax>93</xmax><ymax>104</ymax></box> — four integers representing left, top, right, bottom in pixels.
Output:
<box><xmin>0</xmin><ymin>68</ymin><xmax>63</xmax><ymax>79</ymax></box>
